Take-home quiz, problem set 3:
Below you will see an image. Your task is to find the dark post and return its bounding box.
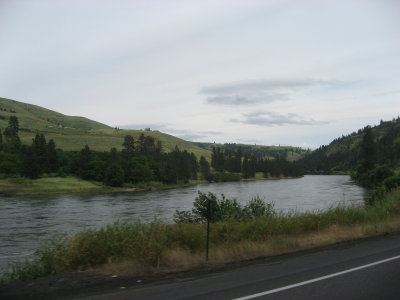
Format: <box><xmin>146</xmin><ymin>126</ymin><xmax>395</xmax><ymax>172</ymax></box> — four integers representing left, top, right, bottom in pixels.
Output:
<box><xmin>206</xmin><ymin>196</ymin><xmax>211</xmax><ymax>261</ymax></box>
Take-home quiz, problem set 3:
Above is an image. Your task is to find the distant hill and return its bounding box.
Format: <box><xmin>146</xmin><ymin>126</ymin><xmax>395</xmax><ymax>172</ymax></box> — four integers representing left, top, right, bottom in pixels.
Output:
<box><xmin>194</xmin><ymin>142</ymin><xmax>311</xmax><ymax>161</ymax></box>
<box><xmin>0</xmin><ymin>97</ymin><xmax>110</xmax><ymax>131</ymax></box>
<box><xmin>0</xmin><ymin>97</ymin><xmax>211</xmax><ymax>158</ymax></box>
<box><xmin>299</xmin><ymin>117</ymin><xmax>400</xmax><ymax>173</ymax></box>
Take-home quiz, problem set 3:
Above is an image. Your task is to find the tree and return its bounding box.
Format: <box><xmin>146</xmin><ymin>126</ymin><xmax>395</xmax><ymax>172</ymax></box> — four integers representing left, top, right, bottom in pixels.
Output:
<box><xmin>241</xmin><ymin>154</ymin><xmax>251</xmax><ymax>178</ymax></box>
<box><xmin>32</xmin><ymin>133</ymin><xmax>48</xmax><ymax>174</ymax></box>
<box><xmin>211</xmin><ymin>146</ymin><xmax>224</xmax><ymax>172</ymax></box>
<box><xmin>20</xmin><ymin>146</ymin><xmax>40</xmax><ymax>179</ymax></box>
<box><xmin>360</xmin><ymin>126</ymin><xmax>376</xmax><ymax>172</ymax></box>
<box><xmin>4</xmin><ymin>116</ymin><xmax>20</xmax><ymax>149</ymax></box>
<box><xmin>199</xmin><ymin>156</ymin><xmax>211</xmax><ymax>180</ymax></box>
<box><xmin>47</xmin><ymin>139</ymin><xmax>59</xmax><ymax>173</ymax></box>
<box><xmin>0</xmin><ymin>151</ymin><xmax>19</xmax><ymax>175</ymax></box>
<box><xmin>125</xmin><ymin>156</ymin><xmax>154</xmax><ymax>183</ymax></box>
<box><xmin>104</xmin><ymin>163</ymin><xmax>125</xmax><ymax>186</ymax></box>
<box><xmin>78</xmin><ymin>144</ymin><xmax>92</xmax><ymax>178</ymax></box>
<box><xmin>122</xmin><ymin>135</ymin><xmax>135</xmax><ymax>159</ymax></box>
<box><xmin>0</xmin><ymin>129</ymin><xmax>3</xmax><ymax>150</ymax></box>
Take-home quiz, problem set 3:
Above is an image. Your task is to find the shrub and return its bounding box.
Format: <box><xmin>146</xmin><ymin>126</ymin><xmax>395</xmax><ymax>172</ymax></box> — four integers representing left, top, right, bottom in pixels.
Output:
<box><xmin>383</xmin><ymin>176</ymin><xmax>400</xmax><ymax>192</ymax></box>
<box><xmin>174</xmin><ymin>192</ymin><xmax>275</xmax><ymax>223</ymax></box>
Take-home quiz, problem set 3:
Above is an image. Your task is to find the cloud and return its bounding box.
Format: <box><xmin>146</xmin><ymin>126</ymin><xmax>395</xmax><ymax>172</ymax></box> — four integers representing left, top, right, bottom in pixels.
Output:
<box><xmin>373</xmin><ymin>89</ymin><xmax>400</xmax><ymax>97</ymax></box>
<box><xmin>231</xmin><ymin>111</ymin><xmax>329</xmax><ymax>127</ymax></box>
<box><xmin>200</xmin><ymin>78</ymin><xmax>338</xmax><ymax>106</ymax></box>
<box><xmin>206</xmin><ymin>93</ymin><xmax>287</xmax><ymax>105</ymax></box>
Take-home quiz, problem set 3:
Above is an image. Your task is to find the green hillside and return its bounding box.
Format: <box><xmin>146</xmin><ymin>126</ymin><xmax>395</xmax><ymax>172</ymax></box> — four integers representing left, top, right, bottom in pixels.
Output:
<box><xmin>0</xmin><ymin>97</ymin><xmax>110</xmax><ymax>131</ymax></box>
<box><xmin>194</xmin><ymin>142</ymin><xmax>310</xmax><ymax>161</ymax></box>
<box><xmin>0</xmin><ymin>97</ymin><xmax>211</xmax><ymax>159</ymax></box>
<box><xmin>299</xmin><ymin>117</ymin><xmax>400</xmax><ymax>173</ymax></box>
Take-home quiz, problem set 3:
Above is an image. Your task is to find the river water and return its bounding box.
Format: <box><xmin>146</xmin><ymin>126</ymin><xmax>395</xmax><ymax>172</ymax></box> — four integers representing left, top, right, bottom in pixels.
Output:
<box><xmin>0</xmin><ymin>175</ymin><xmax>365</xmax><ymax>272</ymax></box>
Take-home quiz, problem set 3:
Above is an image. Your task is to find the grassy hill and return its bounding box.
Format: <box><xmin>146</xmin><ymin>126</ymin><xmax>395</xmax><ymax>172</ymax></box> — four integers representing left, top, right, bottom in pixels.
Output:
<box><xmin>0</xmin><ymin>97</ymin><xmax>211</xmax><ymax>159</ymax></box>
<box><xmin>0</xmin><ymin>97</ymin><xmax>110</xmax><ymax>131</ymax></box>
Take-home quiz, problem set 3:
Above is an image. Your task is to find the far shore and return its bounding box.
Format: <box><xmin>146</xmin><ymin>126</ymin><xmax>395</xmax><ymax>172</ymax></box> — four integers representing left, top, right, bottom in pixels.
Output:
<box><xmin>0</xmin><ymin>175</ymin><xmax>304</xmax><ymax>197</ymax></box>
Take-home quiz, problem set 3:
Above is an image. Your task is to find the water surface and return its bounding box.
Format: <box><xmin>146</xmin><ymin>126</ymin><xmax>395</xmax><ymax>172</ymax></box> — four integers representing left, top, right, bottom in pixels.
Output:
<box><xmin>0</xmin><ymin>175</ymin><xmax>365</xmax><ymax>272</ymax></box>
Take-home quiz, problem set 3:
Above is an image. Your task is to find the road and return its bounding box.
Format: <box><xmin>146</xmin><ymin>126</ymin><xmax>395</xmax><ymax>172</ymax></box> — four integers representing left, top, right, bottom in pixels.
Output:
<box><xmin>76</xmin><ymin>233</ymin><xmax>400</xmax><ymax>300</ymax></box>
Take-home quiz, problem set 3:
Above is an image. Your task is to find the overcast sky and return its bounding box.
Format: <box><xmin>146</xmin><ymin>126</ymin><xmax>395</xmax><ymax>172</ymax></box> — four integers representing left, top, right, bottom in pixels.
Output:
<box><xmin>1</xmin><ymin>0</ymin><xmax>399</xmax><ymax>149</ymax></box>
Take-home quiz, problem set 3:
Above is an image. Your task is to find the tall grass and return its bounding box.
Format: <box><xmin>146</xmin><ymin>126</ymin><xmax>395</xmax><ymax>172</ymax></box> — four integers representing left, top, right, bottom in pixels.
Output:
<box><xmin>2</xmin><ymin>189</ymin><xmax>400</xmax><ymax>284</ymax></box>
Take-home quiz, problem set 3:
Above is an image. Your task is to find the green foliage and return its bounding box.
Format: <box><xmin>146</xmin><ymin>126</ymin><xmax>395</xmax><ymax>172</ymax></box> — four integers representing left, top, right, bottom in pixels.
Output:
<box><xmin>365</xmin><ymin>175</ymin><xmax>400</xmax><ymax>206</ymax></box>
<box><xmin>173</xmin><ymin>192</ymin><xmax>275</xmax><ymax>223</ymax></box>
<box><xmin>104</xmin><ymin>163</ymin><xmax>125</xmax><ymax>187</ymax></box>
<box><xmin>124</xmin><ymin>156</ymin><xmax>156</xmax><ymax>183</ymax></box>
<box><xmin>300</xmin><ymin>118</ymin><xmax>400</xmax><ymax>175</ymax></box>
<box><xmin>360</xmin><ymin>126</ymin><xmax>376</xmax><ymax>172</ymax></box>
<box><xmin>211</xmin><ymin>145</ymin><xmax>303</xmax><ymax>179</ymax></box>
<box><xmin>383</xmin><ymin>176</ymin><xmax>400</xmax><ymax>191</ymax></box>
<box><xmin>243</xmin><ymin>195</ymin><xmax>275</xmax><ymax>218</ymax></box>
<box><xmin>199</xmin><ymin>155</ymin><xmax>211</xmax><ymax>181</ymax></box>
<box><xmin>211</xmin><ymin>172</ymin><xmax>242</xmax><ymax>182</ymax></box>
<box><xmin>356</xmin><ymin>165</ymin><xmax>394</xmax><ymax>188</ymax></box>
<box><xmin>0</xmin><ymin>151</ymin><xmax>19</xmax><ymax>175</ymax></box>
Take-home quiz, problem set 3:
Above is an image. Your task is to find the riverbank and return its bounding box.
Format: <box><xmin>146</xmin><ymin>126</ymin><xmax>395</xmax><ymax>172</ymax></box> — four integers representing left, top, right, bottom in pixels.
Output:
<box><xmin>1</xmin><ymin>188</ymin><xmax>398</xmax><ymax>286</ymax></box>
<box><xmin>0</xmin><ymin>177</ymin><xmax>208</xmax><ymax>196</ymax></box>
<box><xmin>0</xmin><ymin>174</ymin><xmax>300</xmax><ymax>196</ymax></box>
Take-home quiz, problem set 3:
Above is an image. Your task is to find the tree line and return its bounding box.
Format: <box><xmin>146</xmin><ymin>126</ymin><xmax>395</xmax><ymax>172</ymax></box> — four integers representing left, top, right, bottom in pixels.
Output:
<box><xmin>210</xmin><ymin>145</ymin><xmax>303</xmax><ymax>179</ymax></box>
<box><xmin>299</xmin><ymin>118</ymin><xmax>400</xmax><ymax>175</ymax></box>
<box><xmin>0</xmin><ymin>116</ymin><xmax>304</xmax><ymax>186</ymax></box>
<box><xmin>0</xmin><ymin>116</ymin><xmax>201</xmax><ymax>186</ymax></box>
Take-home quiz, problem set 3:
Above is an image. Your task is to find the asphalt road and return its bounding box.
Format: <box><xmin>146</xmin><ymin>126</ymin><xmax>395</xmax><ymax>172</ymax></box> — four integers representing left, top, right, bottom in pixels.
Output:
<box><xmin>77</xmin><ymin>233</ymin><xmax>400</xmax><ymax>300</ymax></box>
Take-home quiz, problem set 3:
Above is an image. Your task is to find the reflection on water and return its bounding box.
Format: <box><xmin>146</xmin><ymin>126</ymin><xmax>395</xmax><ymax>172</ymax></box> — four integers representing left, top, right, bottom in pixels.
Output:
<box><xmin>0</xmin><ymin>175</ymin><xmax>365</xmax><ymax>272</ymax></box>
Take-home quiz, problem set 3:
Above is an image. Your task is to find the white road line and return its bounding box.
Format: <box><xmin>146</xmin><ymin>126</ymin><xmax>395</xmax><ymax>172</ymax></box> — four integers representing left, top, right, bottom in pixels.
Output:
<box><xmin>232</xmin><ymin>254</ymin><xmax>400</xmax><ymax>300</ymax></box>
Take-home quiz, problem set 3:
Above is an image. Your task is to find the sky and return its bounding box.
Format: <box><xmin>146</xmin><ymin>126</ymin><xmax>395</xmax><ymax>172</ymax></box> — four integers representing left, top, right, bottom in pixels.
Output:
<box><xmin>1</xmin><ymin>0</ymin><xmax>399</xmax><ymax>149</ymax></box>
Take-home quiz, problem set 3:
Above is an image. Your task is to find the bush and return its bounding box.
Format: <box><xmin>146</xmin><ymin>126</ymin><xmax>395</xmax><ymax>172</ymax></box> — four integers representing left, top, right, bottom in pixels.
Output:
<box><xmin>244</xmin><ymin>195</ymin><xmax>275</xmax><ymax>218</ymax></box>
<box><xmin>383</xmin><ymin>176</ymin><xmax>400</xmax><ymax>192</ymax></box>
<box><xmin>174</xmin><ymin>192</ymin><xmax>275</xmax><ymax>223</ymax></box>
<box><xmin>357</xmin><ymin>165</ymin><xmax>394</xmax><ymax>188</ymax></box>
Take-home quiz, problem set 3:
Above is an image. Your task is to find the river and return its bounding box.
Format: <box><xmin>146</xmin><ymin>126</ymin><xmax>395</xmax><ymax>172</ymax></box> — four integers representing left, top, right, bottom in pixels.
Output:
<box><xmin>0</xmin><ymin>175</ymin><xmax>365</xmax><ymax>273</ymax></box>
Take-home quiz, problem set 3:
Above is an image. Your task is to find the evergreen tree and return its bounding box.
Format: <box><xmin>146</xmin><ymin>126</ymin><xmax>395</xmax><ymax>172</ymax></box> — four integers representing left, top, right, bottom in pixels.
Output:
<box><xmin>0</xmin><ymin>129</ymin><xmax>3</xmax><ymax>150</ymax></box>
<box><xmin>47</xmin><ymin>139</ymin><xmax>59</xmax><ymax>173</ymax></box>
<box><xmin>20</xmin><ymin>146</ymin><xmax>40</xmax><ymax>179</ymax></box>
<box><xmin>78</xmin><ymin>144</ymin><xmax>92</xmax><ymax>178</ymax></box>
<box><xmin>158</xmin><ymin>156</ymin><xmax>178</xmax><ymax>184</ymax></box>
<box><xmin>211</xmin><ymin>146</ymin><xmax>224</xmax><ymax>172</ymax></box>
<box><xmin>360</xmin><ymin>126</ymin><xmax>376</xmax><ymax>172</ymax></box>
<box><xmin>241</xmin><ymin>155</ymin><xmax>251</xmax><ymax>178</ymax></box>
<box><xmin>32</xmin><ymin>133</ymin><xmax>48</xmax><ymax>174</ymax></box>
<box><xmin>4</xmin><ymin>116</ymin><xmax>20</xmax><ymax>149</ymax></box>
<box><xmin>233</xmin><ymin>147</ymin><xmax>242</xmax><ymax>172</ymax></box>
<box><xmin>122</xmin><ymin>135</ymin><xmax>135</xmax><ymax>159</ymax></box>
<box><xmin>190</xmin><ymin>153</ymin><xmax>199</xmax><ymax>179</ymax></box>
<box><xmin>109</xmin><ymin>147</ymin><xmax>118</xmax><ymax>162</ymax></box>
<box><xmin>104</xmin><ymin>163</ymin><xmax>125</xmax><ymax>186</ymax></box>
<box><xmin>199</xmin><ymin>156</ymin><xmax>211</xmax><ymax>181</ymax></box>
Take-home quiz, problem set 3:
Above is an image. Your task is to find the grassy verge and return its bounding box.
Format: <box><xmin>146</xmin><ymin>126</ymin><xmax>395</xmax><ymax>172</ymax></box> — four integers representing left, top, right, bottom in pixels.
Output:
<box><xmin>1</xmin><ymin>189</ymin><xmax>399</xmax><ymax>284</ymax></box>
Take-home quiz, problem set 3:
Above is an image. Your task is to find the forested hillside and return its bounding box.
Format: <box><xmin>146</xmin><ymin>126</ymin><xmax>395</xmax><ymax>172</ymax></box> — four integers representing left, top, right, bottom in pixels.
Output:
<box><xmin>299</xmin><ymin>117</ymin><xmax>400</xmax><ymax>174</ymax></box>
<box><xmin>194</xmin><ymin>142</ymin><xmax>310</xmax><ymax>161</ymax></box>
